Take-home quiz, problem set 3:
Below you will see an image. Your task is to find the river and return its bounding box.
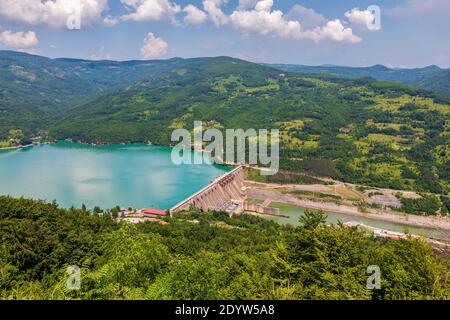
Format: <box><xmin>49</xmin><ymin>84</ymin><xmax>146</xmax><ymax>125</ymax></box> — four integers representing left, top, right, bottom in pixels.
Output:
<box><xmin>259</xmin><ymin>202</ymin><xmax>449</xmax><ymax>241</ymax></box>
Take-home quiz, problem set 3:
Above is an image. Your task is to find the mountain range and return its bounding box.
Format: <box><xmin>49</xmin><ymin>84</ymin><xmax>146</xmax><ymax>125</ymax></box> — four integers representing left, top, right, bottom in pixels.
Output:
<box><xmin>268</xmin><ymin>63</ymin><xmax>450</xmax><ymax>96</ymax></box>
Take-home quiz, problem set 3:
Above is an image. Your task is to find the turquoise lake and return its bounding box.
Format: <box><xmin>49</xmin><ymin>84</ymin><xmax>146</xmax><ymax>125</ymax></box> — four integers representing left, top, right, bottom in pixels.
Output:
<box><xmin>0</xmin><ymin>142</ymin><xmax>230</xmax><ymax>210</ymax></box>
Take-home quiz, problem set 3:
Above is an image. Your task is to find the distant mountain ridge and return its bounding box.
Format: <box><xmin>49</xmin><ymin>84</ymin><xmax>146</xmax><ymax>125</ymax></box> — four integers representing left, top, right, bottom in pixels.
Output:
<box><xmin>267</xmin><ymin>63</ymin><xmax>450</xmax><ymax>96</ymax></box>
<box><xmin>1</xmin><ymin>50</ymin><xmax>449</xmax><ymax>135</ymax></box>
<box><xmin>0</xmin><ymin>50</ymin><xmax>212</xmax><ymax>131</ymax></box>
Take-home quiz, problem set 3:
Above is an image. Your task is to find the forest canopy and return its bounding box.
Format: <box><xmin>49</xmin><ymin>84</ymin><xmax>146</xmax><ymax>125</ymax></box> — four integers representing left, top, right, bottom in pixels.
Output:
<box><xmin>0</xmin><ymin>196</ymin><xmax>448</xmax><ymax>300</ymax></box>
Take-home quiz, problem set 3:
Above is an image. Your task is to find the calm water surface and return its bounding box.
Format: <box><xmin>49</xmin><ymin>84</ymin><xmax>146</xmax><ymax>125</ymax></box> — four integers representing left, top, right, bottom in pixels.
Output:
<box><xmin>0</xmin><ymin>142</ymin><xmax>230</xmax><ymax>209</ymax></box>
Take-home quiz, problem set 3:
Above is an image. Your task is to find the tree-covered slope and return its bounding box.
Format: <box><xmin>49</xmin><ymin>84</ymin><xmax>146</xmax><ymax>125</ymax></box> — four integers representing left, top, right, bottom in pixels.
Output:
<box><xmin>0</xmin><ymin>196</ymin><xmax>448</xmax><ymax>300</ymax></box>
<box><xmin>50</xmin><ymin>58</ymin><xmax>449</xmax><ymax>193</ymax></box>
<box><xmin>0</xmin><ymin>50</ymin><xmax>198</xmax><ymax>135</ymax></box>
<box><xmin>269</xmin><ymin>63</ymin><xmax>450</xmax><ymax>96</ymax></box>
<box><xmin>51</xmin><ymin>56</ymin><xmax>281</xmax><ymax>143</ymax></box>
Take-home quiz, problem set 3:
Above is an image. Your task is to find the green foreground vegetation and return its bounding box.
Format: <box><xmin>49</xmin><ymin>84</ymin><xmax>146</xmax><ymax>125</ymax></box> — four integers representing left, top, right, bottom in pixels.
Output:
<box><xmin>0</xmin><ymin>196</ymin><xmax>448</xmax><ymax>300</ymax></box>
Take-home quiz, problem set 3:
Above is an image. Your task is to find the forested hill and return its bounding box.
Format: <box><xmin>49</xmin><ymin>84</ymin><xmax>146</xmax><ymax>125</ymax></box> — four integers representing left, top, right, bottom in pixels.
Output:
<box><xmin>0</xmin><ymin>51</ymin><xmax>276</xmax><ymax>135</ymax></box>
<box><xmin>0</xmin><ymin>50</ymin><xmax>199</xmax><ymax>132</ymax></box>
<box><xmin>1</xmin><ymin>51</ymin><xmax>449</xmax><ymax>193</ymax></box>
<box><xmin>51</xmin><ymin>56</ymin><xmax>281</xmax><ymax>144</ymax></box>
<box><xmin>51</xmin><ymin>56</ymin><xmax>449</xmax><ymax>194</ymax></box>
<box><xmin>268</xmin><ymin>63</ymin><xmax>450</xmax><ymax>96</ymax></box>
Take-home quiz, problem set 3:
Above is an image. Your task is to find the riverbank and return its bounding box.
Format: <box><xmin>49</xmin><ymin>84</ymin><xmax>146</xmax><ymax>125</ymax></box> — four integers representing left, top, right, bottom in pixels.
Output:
<box><xmin>347</xmin><ymin>222</ymin><xmax>449</xmax><ymax>250</ymax></box>
<box><xmin>245</xmin><ymin>181</ymin><xmax>450</xmax><ymax>232</ymax></box>
<box><xmin>0</xmin><ymin>143</ymin><xmax>34</xmax><ymax>151</ymax></box>
<box><xmin>0</xmin><ymin>140</ymin><xmax>56</xmax><ymax>151</ymax></box>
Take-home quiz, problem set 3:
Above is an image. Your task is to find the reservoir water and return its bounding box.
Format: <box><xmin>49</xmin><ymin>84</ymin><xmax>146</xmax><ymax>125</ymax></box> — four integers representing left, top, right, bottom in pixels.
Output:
<box><xmin>0</xmin><ymin>142</ymin><xmax>230</xmax><ymax>210</ymax></box>
<box><xmin>0</xmin><ymin>142</ymin><xmax>447</xmax><ymax>241</ymax></box>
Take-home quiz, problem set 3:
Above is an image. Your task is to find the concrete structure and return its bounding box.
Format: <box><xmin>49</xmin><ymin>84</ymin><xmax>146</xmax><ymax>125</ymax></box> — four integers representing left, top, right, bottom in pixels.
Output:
<box><xmin>244</xmin><ymin>202</ymin><xmax>280</xmax><ymax>216</ymax></box>
<box><xmin>170</xmin><ymin>166</ymin><xmax>280</xmax><ymax>216</ymax></box>
<box><xmin>170</xmin><ymin>166</ymin><xmax>246</xmax><ymax>215</ymax></box>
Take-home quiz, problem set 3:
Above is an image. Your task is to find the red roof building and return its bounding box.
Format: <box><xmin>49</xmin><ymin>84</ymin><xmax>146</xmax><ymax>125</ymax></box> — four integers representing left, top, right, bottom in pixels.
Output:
<box><xmin>141</xmin><ymin>208</ymin><xmax>167</xmax><ymax>216</ymax></box>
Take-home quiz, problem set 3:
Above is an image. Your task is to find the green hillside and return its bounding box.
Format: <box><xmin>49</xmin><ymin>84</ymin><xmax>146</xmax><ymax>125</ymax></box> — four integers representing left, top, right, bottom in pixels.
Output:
<box><xmin>0</xmin><ymin>50</ymin><xmax>192</xmax><ymax>136</ymax></box>
<box><xmin>1</xmin><ymin>52</ymin><xmax>449</xmax><ymax>194</ymax></box>
<box><xmin>50</xmin><ymin>57</ymin><xmax>450</xmax><ymax>194</ymax></box>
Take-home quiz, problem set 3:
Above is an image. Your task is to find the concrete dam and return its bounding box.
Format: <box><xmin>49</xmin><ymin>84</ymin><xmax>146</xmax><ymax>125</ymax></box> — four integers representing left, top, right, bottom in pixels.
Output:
<box><xmin>170</xmin><ymin>166</ymin><xmax>279</xmax><ymax>216</ymax></box>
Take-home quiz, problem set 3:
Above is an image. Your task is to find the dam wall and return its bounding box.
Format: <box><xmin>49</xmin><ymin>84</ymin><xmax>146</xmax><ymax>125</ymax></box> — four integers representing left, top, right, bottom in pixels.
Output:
<box><xmin>170</xmin><ymin>166</ymin><xmax>245</xmax><ymax>214</ymax></box>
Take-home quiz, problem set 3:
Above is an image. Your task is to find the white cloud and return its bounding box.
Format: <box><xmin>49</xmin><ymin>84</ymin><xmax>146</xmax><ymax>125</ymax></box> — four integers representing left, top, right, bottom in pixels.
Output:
<box><xmin>103</xmin><ymin>15</ymin><xmax>119</xmax><ymax>27</ymax></box>
<box><xmin>345</xmin><ymin>7</ymin><xmax>376</xmax><ymax>31</ymax></box>
<box><xmin>0</xmin><ymin>0</ymin><xmax>109</xmax><ymax>28</ymax></box>
<box><xmin>90</xmin><ymin>46</ymin><xmax>112</xmax><ymax>60</ymax></box>
<box><xmin>230</xmin><ymin>0</ymin><xmax>360</xmax><ymax>43</ymax></box>
<box><xmin>306</xmin><ymin>19</ymin><xmax>361</xmax><ymax>43</ymax></box>
<box><xmin>140</xmin><ymin>32</ymin><xmax>168</xmax><ymax>59</ymax></box>
<box><xmin>183</xmin><ymin>4</ymin><xmax>207</xmax><ymax>25</ymax></box>
<box><xmin>203</xmin><ymin>0</ymin><xmax>229</xmax><ymax>26</ymax></box>
<box><xmin>0</xmin><ymin>30</ymin><xmax>38</xmax><ymax>49</ymax></box>
<box><xmin>230</xmin><ymin>4</ymin><xmax>302</xmax><ymax>39</ymax></box>
<box><xmin>254</xmin><ymin>0</ymin><xmax>272</xmax><ymax>12</ymax></box>
<box><xmin>121</xmin><ymin>0</ymin><xmax>180</xmax><ymax>23</ymax></box>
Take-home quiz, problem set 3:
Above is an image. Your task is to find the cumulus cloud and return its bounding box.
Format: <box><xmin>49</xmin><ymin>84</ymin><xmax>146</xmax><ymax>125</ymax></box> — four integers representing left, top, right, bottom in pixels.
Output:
<box><xmin>0</xmin><ymin>30</ymin><xmax>38</xmax><ymax>49</ymax></box>
<box><xmin>230</xmin><ymin>2</ymin><xmax>302</xmax><ymax>39</ymax></box>
<box><xmin>103</xmin><ymin>15</ymin><xmax>119</xmax><ymax>27</ymax></box>
<box><xmin>305</xmin><ymin>19</ymin><xmax>361</xmax><ymax>43</ymax></box>
<box><xmin>203</xmin><ymin>0</ymin><xmax>229</xmax><ymax>26</ymax></box>
<box><xmin>121</xmin><ymin>0</ymin><xmax>180</xmax><ymax>23</ymax></box>
<box><xmin>183</xmin><ymin>4</ymin><xmax>207</xmax><ymax>25</ymax></box>
<box><xmin>345</xmin><ymin>7</ymin><xmax>378</xmax><ymax>32</ymax></box>
<box><xmin>230</xmin><ymin>0</ymin><xmax>360</xmax><ymax>43</ymax></box>
<box><xmin>90</xmin><ymin>46</ymin><xmax>112</xmax><ymax>60</ymax></box>
<box><xmin>140</xmin><ymin>32</ymin><xmax>168</xmax><ymax>59</ymax></box>
<box><xmin>254</xmin><ymin>0</ymin><xmax>272</xmax><ymax>12</ymax></box>
<box><xmin>0</xmin><ymin>0</ymin><xmax>109</xmax><ymax>28</ymax></box>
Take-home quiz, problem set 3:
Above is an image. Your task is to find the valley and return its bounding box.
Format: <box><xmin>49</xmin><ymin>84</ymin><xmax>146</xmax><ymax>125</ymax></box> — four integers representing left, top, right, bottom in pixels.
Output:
<box><xmin>1</xmin><ymin>0</ymin><xmax>450</xmax><ymax>303</ymax></box>
<box><xmin>1</xmin><ymin>50</ymin><xmax>448</xmax><ymax>217</ymax></box>
<box><xmin>0</xmin><ymin>35</ymin><xmax>449</xmax><ymax>303</ymax></box>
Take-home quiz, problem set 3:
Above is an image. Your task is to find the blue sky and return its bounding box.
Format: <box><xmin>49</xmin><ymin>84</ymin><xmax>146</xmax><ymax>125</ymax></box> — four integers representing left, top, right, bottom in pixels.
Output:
<box><xmin>0</xmin><ymin>0</ymin><xmax>449</xmax><ymax>68</ymax></box>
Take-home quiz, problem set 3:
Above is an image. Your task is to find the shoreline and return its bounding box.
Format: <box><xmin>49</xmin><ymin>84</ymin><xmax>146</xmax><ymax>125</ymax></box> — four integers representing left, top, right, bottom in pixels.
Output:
<box><xmin>1</xmin><ymin>140</ymin><xmax>448</xmax><ymax>234</ymax></box>
<box><xmin>0</xmin><ymin>143</ymin><xmax>34</xmax><ymax>151</ymax></box>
